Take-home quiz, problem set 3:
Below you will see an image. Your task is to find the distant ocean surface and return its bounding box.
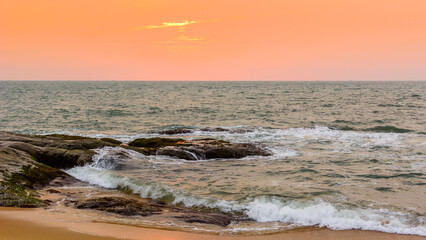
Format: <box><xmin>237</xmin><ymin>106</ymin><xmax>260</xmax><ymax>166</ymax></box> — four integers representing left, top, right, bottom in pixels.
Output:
<box><xmin>1</xmin><ymin>81</ymin><xmax>425</xmax><ymax>235</ymax></box>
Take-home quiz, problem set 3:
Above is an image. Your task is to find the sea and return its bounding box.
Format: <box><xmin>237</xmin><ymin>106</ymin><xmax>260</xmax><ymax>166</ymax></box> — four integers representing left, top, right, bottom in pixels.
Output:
<box><xmin>0</xmin><ymin>81</ymin><xmax>425</xmax><ymax>235</ymax></box>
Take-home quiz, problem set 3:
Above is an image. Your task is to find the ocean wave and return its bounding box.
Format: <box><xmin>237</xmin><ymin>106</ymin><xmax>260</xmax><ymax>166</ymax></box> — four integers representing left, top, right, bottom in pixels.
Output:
<box><xmin>65</xmin><ymin>147</ymin><xmax>426</xmax><ymax>236</ymax></box>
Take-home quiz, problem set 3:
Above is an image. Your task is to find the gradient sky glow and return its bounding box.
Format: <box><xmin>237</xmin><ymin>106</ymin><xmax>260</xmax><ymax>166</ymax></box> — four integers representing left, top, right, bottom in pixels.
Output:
<box><xmin>1</xmin><ymin>0</ymin><xmax>426</xmax><ymax>80</ymax></box>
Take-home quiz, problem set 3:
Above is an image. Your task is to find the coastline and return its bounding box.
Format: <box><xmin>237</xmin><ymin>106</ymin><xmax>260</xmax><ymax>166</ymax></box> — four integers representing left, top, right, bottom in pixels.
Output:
<box><xmin>1</xmin><ymin>207</ymin><xmax>425</xmax><ymax>240</ymax></box>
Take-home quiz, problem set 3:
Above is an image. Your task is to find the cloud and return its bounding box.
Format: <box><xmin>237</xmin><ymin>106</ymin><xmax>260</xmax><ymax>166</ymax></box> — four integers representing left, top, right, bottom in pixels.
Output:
<box><xmin>176</xmin><ymin>35</ymin><xmax>204</xmax><ymax>41</ymax></box>
<box><xmin>164</xmin><ymin>35</ymin><xmax>205</xmax><ymax>45</ymax></box>
<box><xmin>145</xmin><ymin>20</ymin><xmax>198</xmax><ymax>30</ymax></box>
<box><xmin>132</xmin><ymin>19</ymin><xmax>219</xmax><ymax>32</ymax></box>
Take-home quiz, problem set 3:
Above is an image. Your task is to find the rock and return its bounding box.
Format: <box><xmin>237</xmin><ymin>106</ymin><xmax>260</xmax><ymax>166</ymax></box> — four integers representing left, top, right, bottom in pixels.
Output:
<box><xmin>128</xmin><ymin>137</ymin><xmax>270</xmax><ymax>160</ymax></box>
<box><xmin>100</xmin><ymin>138</ymin><xmax>122</xmax><ymax>145</ymax></box>
<box><xmin>175</xmin><ymin>213</ymin><xmax>233</xmax><ymax>227</ymax></box>
<box><xmin>74</xmin><ymin>197</ymin><xmax>164</xmax><ymax>216</ymax></box>
<box><xmin>157</xmin><ymin>139</ymin><xmax>271</xmax><ymax>160</ymax></box>
<box><xmin>128</xmin><ymin>138</ymin><xmax>184</xmax><ymax>148</ymax></box>
<box><xmin>200</xmin><ymin>128</ymin><xmax>253</xmax><ymax>134</ymax></box>
<box><xmin>3</xmin><ymin>142</ymin><xmax>95</xmax><ymax>169</ymax></box>
<box><xmin>0</xmin><ymin>131</ymin><xmax>245</xmax><ymax>227</ymax></box>
<box><xmin>200</xmin><ymin>127</ymin><xmax>229</xmax><ymax>132</ymax></box>
<box><xmin>157</xmin><ymin>146</ymin><xmax>199</xmax><ymax>160</ymax></box>
<box><xmin>74</xmin><ymin>197</ymin><xmax>234</xmax><ymax>227</ymax></box>
<box><xmin>0</xmin><ymin>131</ymin><xmax>122</xmax><ymax>169</ymax></box>
<box><xmin>0</xmin><ymin>132</ymin><xmax>119</xmax><ymax>151</ymax></box>
<box><xmin>0</xmin><ymin>145</ymin><xmax>75</xmax><ymax>207</ymax></box>
<box><xmin>155</xmin><ymin>129</ymin><xmax>193</xmax><ymax>135</ymax></box>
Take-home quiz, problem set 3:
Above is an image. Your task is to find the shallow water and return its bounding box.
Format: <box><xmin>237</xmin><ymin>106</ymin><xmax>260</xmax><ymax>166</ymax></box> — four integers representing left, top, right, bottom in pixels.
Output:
<box><xmin>1</xmin><ymin>81</ymin><xmax>425</xmax><ymax>235</ymax></box>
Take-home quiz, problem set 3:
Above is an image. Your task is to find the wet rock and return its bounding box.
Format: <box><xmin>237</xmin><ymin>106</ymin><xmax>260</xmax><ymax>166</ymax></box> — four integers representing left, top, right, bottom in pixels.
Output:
<box><xmin>0</xmin><ymin>132</ymin><xmax>119</xmax><ymax>151</ymax></box>
<box><xmin>0</xmin><ymin>131</ymin><xmax>122</xmax><ymax>169</ymax></box>
<box><xmin>175</xmin><ymin>213</ymin><xmax>233</xmax><ymax>227</ymax></box>
<box><xmin>200</xmin><ymin>128</ymin><xmax>253</xmax><ymax>134</ymax></box>
<box><xmin>156</xmin><ymin>146</ymin><xmax>198</xmax><ymax>160</ymax></box>
<box><xmin>128</xmin><ymin>137</ymin><xmax>270</xmax><ymax>160</ymax></box>
<box><xmin>74</xmin><ymin>197</ymin><xmax>234</xmax><ymax>227</ymax></box>
<box><xmin>128</xmin><ymin>138</ymin><xmax>184</xmax><ymax>148</ymax></box>
<box><xmin>93</xmin><ymin>147</ymin><xmax>135</xmax><ymax>170</ymax></box>
<box><xmin>100</xmin><ymin>138</ymin><xmax>122</xmax><ymax>145</ymax></box>
<box><xmin>155</xmin><ymin>129</ymin><xmax>193</xmax><ymax>135</ymax></box>
<box><xmin>157</xmin><ymin>139</ymin><xmax>271</xmax><ymax>160</ymax></box>
<box><xmin>4</xmin><ymin>142</ymin><xmax>95</xmax><ymax>169</ymax></box>
<box><xmin>200</xmin><ymin>127</ymin><xmax>229</xmax><ymax>132</ymax></box>
<box><xmin>74</xmin><ymin>197</ymin><xmax>164</xmax><ymax>216</ymax></box>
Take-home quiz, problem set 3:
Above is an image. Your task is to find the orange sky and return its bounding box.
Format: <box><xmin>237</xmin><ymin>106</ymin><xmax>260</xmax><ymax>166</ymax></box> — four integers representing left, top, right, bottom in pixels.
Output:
<box><xmin>1</xmin><ymin>0</ymin><xmax>426</xmax><ymax>80</ymax></box>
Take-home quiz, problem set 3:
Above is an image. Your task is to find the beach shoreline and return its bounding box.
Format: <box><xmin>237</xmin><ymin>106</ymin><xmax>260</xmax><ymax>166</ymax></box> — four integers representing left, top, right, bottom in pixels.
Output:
<box><xmin>1</xmin><ymin>207</ymin><xmax>425</xmax><ymax>240</ymax></box>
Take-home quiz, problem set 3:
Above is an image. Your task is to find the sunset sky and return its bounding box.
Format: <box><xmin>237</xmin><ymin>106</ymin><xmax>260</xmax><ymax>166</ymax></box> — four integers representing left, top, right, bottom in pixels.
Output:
<box><xmin>1</xmin><ymin>0</ymin><xmax>426</xmax><ymax>80</ymax></box>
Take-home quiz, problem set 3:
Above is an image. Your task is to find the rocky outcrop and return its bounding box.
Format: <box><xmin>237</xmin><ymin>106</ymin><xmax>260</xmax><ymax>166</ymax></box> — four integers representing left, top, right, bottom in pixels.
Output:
<box><xmin>0</xmin><ymin>131</ymin><xmax>253</xmax><ymax>227</ymax></box>
<box><xmin>150</xmin><ymin>129</ymin><xmax>193</xmax><ymax>135</ymax></box>
<box><xmin>0</xmin><ymin>131</ymin><xmax>121</xmax><ymax>207</ymax></box>
<box><xmin>129</xmin><ymin>138</ymin><xmax>271</xmax><ymax>160</ymax></box>
<box><xmin>0</xmin><ymin>132</ymin><xmax>121</xmax><ymax>169</ymax></box>
<box><xmin>0</xmin><ymin>146</ymin><xmax>70</xmax><ymax>207</ymax></box>
<box><xmin>157</xmin><ymin>141</ymin><xmax>270</xmax><ymax>160</ymax></box>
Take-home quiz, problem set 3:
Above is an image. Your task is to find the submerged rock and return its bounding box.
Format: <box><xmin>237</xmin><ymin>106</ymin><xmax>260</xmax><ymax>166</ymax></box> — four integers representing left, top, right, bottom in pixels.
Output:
<box><xmin>200</xmin><ymin>127</ymin><xmax>253</xmax><ymax>134</ymax></box>
<box><xmin>153</xmin><ymin>129</ymin><xmax>193</xmax><ymax>135</ymax></box>
<box><xmin>174</xmin><ymin>213</ymin><xmax>233</xmax><ymax>227</ymax></box>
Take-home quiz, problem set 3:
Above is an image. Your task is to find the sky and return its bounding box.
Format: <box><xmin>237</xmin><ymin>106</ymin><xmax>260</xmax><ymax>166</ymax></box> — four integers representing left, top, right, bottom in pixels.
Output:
<box><xmin>1</xmin><ymin>0</ymin><xmax>426</xmax><ymax>81</ymax></box>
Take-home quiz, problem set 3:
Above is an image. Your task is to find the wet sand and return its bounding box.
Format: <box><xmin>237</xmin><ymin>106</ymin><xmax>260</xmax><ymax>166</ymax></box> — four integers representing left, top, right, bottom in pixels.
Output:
<box><xmin>1</xmin><ymin>207</ymin><xmax>424</xmax><ymax>240</ymax></box>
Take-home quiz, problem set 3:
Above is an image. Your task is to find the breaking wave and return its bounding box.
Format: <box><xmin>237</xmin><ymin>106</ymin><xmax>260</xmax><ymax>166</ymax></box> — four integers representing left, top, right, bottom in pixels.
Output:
<box><xmin>65</xmin><ymin>146</ymin><xmax>426</xmax><ymax>236</ymax></box>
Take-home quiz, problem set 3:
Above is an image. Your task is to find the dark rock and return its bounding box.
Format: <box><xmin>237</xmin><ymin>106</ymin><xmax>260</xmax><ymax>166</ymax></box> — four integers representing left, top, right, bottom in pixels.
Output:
<box><xmin>100</xmin><ymin>138</ymin><xmax>122</xmax><ymax>145</ymax></box>
<box><xmin>200</xmin><ymin>128</ymin><xmax>253</xmax><ymax>134</ymax></box>
<box><xmin>229</xmin><ymin>129</ymin><xmax>253</xmax><ymax>134</ymax></box>
<box><xmin>74</xmin><ymin>197</ymin><xmax>164</xmax><ymax>216</ymax></box>
<box><xmin>4</xmin><ymin>142</ymin><xmax>95</xmax><ymax>169</ymax></box>
<box><xmin>46</xmin><ymin>189</ymin><xmax>61</xmax><ymax>194</ymax></box>
<box><xmin>0</xmin><ymin>131</ymin><xmax>123</xmax><ymax>169</ymax></box>
<box><xmin>175</xmin><ymin>213</ymin><xmax>233</xmax><ymax>227</ymax></box>
<box><xmin>157</xmin><ymin>139</ymin><xmax>271</xmax><ymax>160</ymax></box>
<box><xmin>157</xmin><ymin>146</ymin><xmax>199</xmax><ymax>160</ymax></box>
<box><xmin>155</xmin><ymin>129</ymin><xmax>193</xmax><ymax>135</ymax></box>
<box><xmin>128</xmin><ymin>137</ymin><xmax>270</xmax><ymax>160</ymax></box>
<box><xmin>128</xmin><ymin>138</ymin><xmax>184</xmax><ymax>148</ymax></box>
<box><xmin>0</xmin><ymin>131</ymin><xmax>119</xmax><ymax>151</ymax></box>
<box><xmin>200</xmin><ymin>127</ymin><xmax>229</xmax><ymax>132</ymax></box>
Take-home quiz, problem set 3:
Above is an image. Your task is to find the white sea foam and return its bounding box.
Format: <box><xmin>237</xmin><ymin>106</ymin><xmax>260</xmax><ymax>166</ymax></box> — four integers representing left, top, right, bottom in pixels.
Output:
<box><xmin>245</xmin><ymin>197</ymin><xmax>426</xmax><ymax>235</ymax></box>
<box><xmin>65</xmin><ymin>147</ymin><xmax>426</xmax><ymax>236</ymax></box>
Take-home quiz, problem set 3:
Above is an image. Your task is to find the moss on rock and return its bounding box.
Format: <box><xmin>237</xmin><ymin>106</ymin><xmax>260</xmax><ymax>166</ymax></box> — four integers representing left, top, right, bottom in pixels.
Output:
<box><xmin>0</xmin><ymin>163</ymin><xmax>60</xmax><ymax>208</ymax></box>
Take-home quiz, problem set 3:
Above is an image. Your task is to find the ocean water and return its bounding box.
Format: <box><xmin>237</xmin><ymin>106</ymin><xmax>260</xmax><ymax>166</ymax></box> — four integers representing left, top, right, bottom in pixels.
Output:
<box><xmin>1</xmin><ymin>81</ymin><xmax>425</xmax><ymax>235</ymax></box>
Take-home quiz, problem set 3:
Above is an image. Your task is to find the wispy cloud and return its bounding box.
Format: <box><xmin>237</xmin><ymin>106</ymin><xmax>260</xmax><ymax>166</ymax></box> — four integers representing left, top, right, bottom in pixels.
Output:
<box><xmin>145</xmin><ymin>20</ymin><xmax>198</xmax><ymax>30</ymax></box>
<box><xmin>133</xmin><ymin>19</ymin><xmax>219</xmax><ymax>32</ymax></box>
<box><xmin>176</xmin><ymin>35</ymin><xmax>204</xmax><ymax>41</ymax></box>
<box><xmin>133</xmin><ymin>19</ymin><xmax>219</xmax><ymax>47</ymax></box>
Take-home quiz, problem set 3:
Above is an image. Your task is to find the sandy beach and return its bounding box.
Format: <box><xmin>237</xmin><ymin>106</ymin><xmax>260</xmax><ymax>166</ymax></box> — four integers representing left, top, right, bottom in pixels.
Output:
<box><xmin>1</xmin><ymin>207</ymin><xmax>424</xmax><ymax>240</ymax></box>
